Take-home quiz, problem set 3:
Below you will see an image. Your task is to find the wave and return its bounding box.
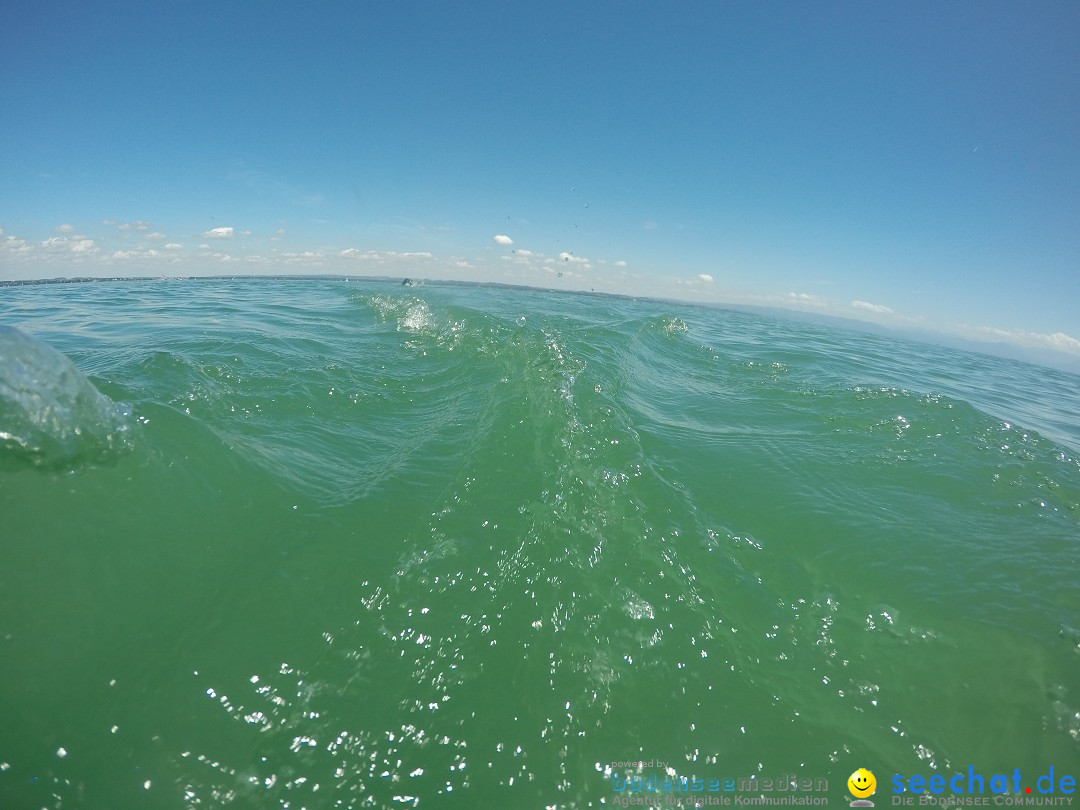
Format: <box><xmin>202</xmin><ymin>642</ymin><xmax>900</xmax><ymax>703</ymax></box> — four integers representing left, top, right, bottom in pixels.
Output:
<box><xmin>0</xmin><ymin>325</ymin><xmax>133</xmax><ymax>468</ymax></box>
<box><xmin>3</xmin><ymin>279</ymin><xmax>1079</xmax><ymax>807</ymax></box>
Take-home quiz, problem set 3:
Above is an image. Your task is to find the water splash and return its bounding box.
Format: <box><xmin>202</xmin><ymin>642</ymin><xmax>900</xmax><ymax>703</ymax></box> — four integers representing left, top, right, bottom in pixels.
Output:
<box><xmin>0</xmin><ymin>325</ymin><xmax>133</xmax><ymax>468</ymax></box>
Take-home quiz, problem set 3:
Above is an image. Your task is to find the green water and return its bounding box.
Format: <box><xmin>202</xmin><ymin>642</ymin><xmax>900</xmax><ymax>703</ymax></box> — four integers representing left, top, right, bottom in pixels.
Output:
<box><xmin>1</xmin><ymin>279</ymin><xmax>1078</xmax><ymax>808</ymax></box>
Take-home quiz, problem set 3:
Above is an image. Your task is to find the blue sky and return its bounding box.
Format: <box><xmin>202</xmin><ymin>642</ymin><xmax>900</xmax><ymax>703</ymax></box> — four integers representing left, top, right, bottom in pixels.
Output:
<box><xmin>2</xmin><ymin>2</ymin><xmax>1079</xmax><ymax>360</ymax></box>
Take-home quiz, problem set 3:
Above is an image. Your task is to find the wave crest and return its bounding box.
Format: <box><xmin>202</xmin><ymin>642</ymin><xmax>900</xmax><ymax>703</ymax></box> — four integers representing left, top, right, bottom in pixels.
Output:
<box><xmin>0</xmin><ymin>325</ymin><xmax>134</xmax><ymax>468</ymax></box>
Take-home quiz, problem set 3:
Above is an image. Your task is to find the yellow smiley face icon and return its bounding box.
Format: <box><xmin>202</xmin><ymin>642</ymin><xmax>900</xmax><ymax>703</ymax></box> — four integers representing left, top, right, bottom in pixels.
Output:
<box><xmin>848</xmin><ymin>768</ymin><xmax>876</xmax><ymax>799</ymax></box>
<box><xmin>846</xmin><ymin>768</ymin><xmax>872</xmax><ymax>803</ymax></box>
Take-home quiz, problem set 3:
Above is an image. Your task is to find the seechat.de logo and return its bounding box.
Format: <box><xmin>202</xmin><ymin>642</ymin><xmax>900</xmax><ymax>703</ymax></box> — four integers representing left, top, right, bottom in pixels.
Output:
<box><xmin>891</xmin><ymin>766</ymin><xmax>1077</xmax><ymax>804</ymax></box>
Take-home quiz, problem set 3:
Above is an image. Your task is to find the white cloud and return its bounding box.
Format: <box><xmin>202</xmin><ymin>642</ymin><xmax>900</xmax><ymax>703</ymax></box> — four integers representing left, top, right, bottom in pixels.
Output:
<box><xmin>164</xmin><ymin>243</ymin><xmax>183</xmax><ymax>251</ymax></box>
<box><xmin>145</xmin><ymin>232</ymin><xmax>166</xmax><ymax>241</ymax></box>
<box><xmin>852</xmin><ymin>300</ymin><xmax>893</xmax><ymax>314</ymax></box>
<box><xmin>55</xmin><ymin>224</ymin><xmax>75</xmax><ymax>233</ymax></box>
<box><xmin>493</xmin><ymin>234</ymin><xmax>513</xmax><ymax>245</ymax></box>
<box><xmin>974</xmin><ymin>326</ymin><xmax>1080</xmax><ymax>356</ymax></box>
<box><xmin>614</xmin><ymin>260</ymin><xmax>627</xmax><ymax>267</ymax></box>
<box><xmin>698</xmin><ymin>274</ymin><xmax>714</xmax><ymax>283</ymax></box>
<box><xmin>3</xmin><ymin>235</ymin><xmax>32</xmax><ymax>253</ymax></box>
<box><xmin>558</xmin><ymin>252</ymin><xmax>590</xmax><ymax>266</ymax></box>
<box><xmin>37</xmin><ymin>235</ymin><xmax>94</xmax><ymax>256</ymax></box>
<box><xmin>340</xmin><ymin>248</ymin><xmax>433</xmax><ymax>261</ymax></box>
<box><xmin>202</xmin><ymin>227</ymin><xmax>234</xmax><ymax>239</ymax></box>
<box><xmin>282</xmin><ymin>251</ymin><xmax>326</xmax><ymax>265</ymax></box>
<box><xmin>117</xmin><ymin>221</ymin><xmax>151</xmax><ymax>231</ymax></box>
<box><xmin>1045</xmin><ymin>332</ymin><xmax>1080</xmax><ymax>353</ymax></box>
<box><xmin>514</xmin><ymin>248</ymin><xmax>534</xmax><ymax>257</ymax></box>
<box><xmin>105</xmin><ymin>247</ymin><xmax>169</xmax><ymax>261</ymax></box>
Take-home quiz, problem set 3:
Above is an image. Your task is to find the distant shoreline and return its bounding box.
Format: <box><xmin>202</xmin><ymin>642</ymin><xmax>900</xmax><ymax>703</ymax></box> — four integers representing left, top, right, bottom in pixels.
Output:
<box><xmin>0</xmin><ymin>274</ymin><xmax>642</xmax><ymax>305</ymax></box>
<box><xmin>0</xmin><ymin>274</ymin><xmax>396</xmax><ymax>287</ymax></box>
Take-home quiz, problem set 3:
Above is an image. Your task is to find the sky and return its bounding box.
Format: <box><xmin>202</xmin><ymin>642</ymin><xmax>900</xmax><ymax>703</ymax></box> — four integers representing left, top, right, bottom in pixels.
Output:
<box><xmin>2</xmin><ymin>1</ymin><xmax>1079</xmax><ymax>363</ymax></box>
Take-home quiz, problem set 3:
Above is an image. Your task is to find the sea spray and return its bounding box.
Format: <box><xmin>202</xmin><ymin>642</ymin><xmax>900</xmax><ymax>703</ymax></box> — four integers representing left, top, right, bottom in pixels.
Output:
<box><xmin>0</xmin><ymin>325</ymin><xmax>133</xmax><ymax>468</ymax></box>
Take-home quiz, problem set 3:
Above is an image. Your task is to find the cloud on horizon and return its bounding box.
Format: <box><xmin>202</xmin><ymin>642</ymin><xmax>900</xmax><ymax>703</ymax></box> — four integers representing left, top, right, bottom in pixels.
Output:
<box><xmin>973</xmin><ymin>326</ymin><xmax>1080</xmax><ymax>356</ymax></box>
<box><xmin>339</xmin><ymin>248</ymin><xmax>434</xmax><ymax>261</ymax></box>
<box><xmin>558</xmin><ymin>252</ymin><xmax>590</xmax><ymax>267</ymax></box>
<box><xmin>852</xmin><ymin>299</ymin><xmax>893</xmax><ymax>314</ymax></box>
<box><xmin>39</xmin><ymin>235</ymin><xmax>98</xmax><ymax>256</ymax></box>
